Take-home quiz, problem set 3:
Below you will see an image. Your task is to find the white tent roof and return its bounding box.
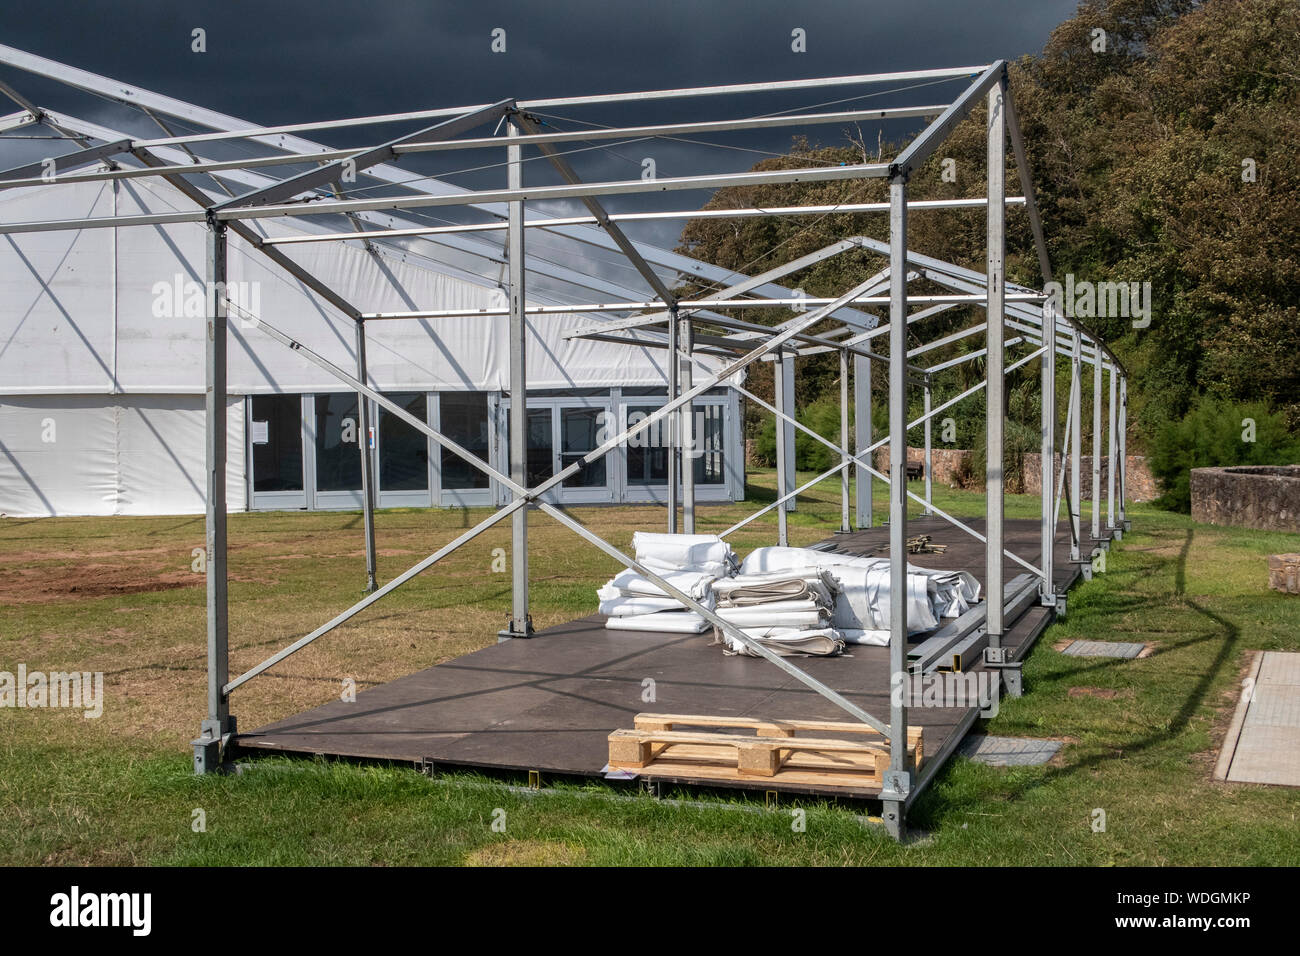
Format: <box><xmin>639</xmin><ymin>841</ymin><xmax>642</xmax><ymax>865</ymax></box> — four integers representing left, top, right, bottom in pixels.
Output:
<box><xmin>0</xmin><ymin>174</ymin><xmax>710</xmax><ymax>396</ymax></box>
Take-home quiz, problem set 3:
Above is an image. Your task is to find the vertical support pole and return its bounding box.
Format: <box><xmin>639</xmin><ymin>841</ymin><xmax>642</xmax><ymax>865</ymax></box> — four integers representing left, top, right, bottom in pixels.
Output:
<box><xmin>1040</xmin><ymin>304</ymin><xmax>1056</xmax><ymax>605</ymax></box>
<box><xmin>985</xmin><ymin>78</ymin><xmax>1006</xmax><ymax>655</ymax></box>
<box><xmin>1091</xmin><ymin>345</ymin><xmax>1102</xmax><ymax>544</ymax></box>
<box><xmin>883</xmin><ymin>174</ymin><xmax>910</xmax><ymax>840</ymax></box>
<box><xmin>922</xmin><ymin>376</ymin><xmax>933</xmax><ymax>516</ymax></box>
<box><xmin>196</xmin><ymin>219</ymin><xmax>232</xmax><ymax>772</ymax></box>
<box><xmin>838</xmin><ymin>348</ymin><xmax>851</xmax><ymax>533</ymax></box>
<box><xmin>854</xmin><ymin>353</ymin><xmax>872</xmax><ymax>528</ymax></box>
<box><xmin>666</xmin><ymin>305</ymin><xmax>679</xmax><ymax>533</ymax></box>
<box><xmin>772</xmin><ymin>351</ymin><xmax>789</xmax><ymax>547</ymax></box>
<box><xmin>1069</xmin><ymin>330</ymin><xmax>1082</xmax><ymax>562</ymax></box>
<box><xmin>504</xmin><ymin>123</ymin><xmax>532</xmax><ymax>639</ymax></box>
<box><xmin>1107</xmin><ymin>363</ymin><xmax>1117</xmax><ymax>531</ymax></box>
<box><xmin>355</xmin><ymin>319</ymin><xmax>378</xmax><ymax>593</ymax></box>
<box><xmin>679</xmin><ymin>307</ymin><xmax>695</xmax><ymax>534</ymax></box>
<box><xmin>1119</xmin><ymin>375</ymin><xmax>1128</xmax><ymax>531</ymax></box>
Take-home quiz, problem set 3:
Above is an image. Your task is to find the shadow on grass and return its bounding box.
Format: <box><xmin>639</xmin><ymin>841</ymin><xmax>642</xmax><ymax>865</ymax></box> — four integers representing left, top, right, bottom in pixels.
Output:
<box><xmin>913</xmin><ymin>526</ymin><xmax>1245</xmax><ymax>826</ymax></box>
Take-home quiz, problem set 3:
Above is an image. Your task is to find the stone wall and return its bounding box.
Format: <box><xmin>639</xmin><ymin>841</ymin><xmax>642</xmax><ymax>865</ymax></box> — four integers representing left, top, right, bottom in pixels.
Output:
<box><xmin>870</xmin><ymin>446</ymin><xmax>1157</xmax><ymax>502</ymax></box>
<box><xmin>1191</xmin><ymin>465</ymin><xmax>1300</xmax><ymax>533</ymax></box>
<box><xmin>1021</xmin><ymin>453</ymin><xmax>1157</xmax><ymax>503</ymax></box>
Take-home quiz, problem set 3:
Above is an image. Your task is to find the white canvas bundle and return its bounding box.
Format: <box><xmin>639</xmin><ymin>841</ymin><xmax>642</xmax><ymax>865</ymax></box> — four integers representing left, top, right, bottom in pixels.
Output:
<box><xmin>739</xmin><ymin>546</ymin><xmax>980</xmax><ymax>636</ymax></box>
<box><xmin>605</xmin><ymin>567</ymin><xmax>716</xmax><ymax>600</ymax></box>
<box><xmin>604</xmin><ymin>611</ymin><xmax>711</xmax><ymax>634</ymax></box>
<box><xmin>715</xmin><ymin>625</ymin><xmax>845</xmax><ymax>657</ymax></box>
<box><xmin>711</xmin><ymin>569</ymin><xmax>837</xmax><ymax>608</ymax></box>
<box><xmin>712</xmin><ymin>604</ymin><xmax>828</xmax><ymax>629</ymax></box>
<box><xmin>631</xmin><ymin>532</ymin><xmax>737</xmax><ymax>574</ymax></box>
<box><xmin>597</xmin><ymin>592</ymin><xmax>716</xmax><ymax>616</ymax></box>
<box><xmin>637</xmin><ymin>555</ymin><xmax>732</xmax><ymax>578</ymax></box>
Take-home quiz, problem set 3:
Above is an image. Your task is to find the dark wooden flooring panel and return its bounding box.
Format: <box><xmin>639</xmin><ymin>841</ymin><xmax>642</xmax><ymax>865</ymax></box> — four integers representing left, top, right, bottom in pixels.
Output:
<box><xmin>236</xmin><ymin>518</ymin><xmax>1098</xmax><ymax>798</ymax></box>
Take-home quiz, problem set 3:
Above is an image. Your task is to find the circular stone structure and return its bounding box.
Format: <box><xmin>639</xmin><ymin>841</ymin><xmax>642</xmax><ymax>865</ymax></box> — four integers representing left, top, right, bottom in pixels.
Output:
<box><xmin>1190</xmin><ymin>465</ymin><xmax>1300</xmax><ymax>532</ymax></box>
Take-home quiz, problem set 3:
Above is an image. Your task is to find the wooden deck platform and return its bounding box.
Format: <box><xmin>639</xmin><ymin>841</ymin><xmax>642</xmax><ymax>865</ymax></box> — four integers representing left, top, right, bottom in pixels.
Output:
<box><xmin>234</xmin><ymin>516</ymin><xmax>1104</xmax><ymax>804</ymax></box>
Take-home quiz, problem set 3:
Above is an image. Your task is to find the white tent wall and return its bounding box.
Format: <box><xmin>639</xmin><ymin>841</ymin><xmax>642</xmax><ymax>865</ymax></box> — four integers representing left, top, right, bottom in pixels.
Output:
<box><xmin>0</xmin><ymin>177</ymin><xmax>739</xmax><ymax>516</ymax></box>
<box><xmin>0</xmin><ymin>394</ymin><xmax>245</xmax><ymax>516</ymax></box>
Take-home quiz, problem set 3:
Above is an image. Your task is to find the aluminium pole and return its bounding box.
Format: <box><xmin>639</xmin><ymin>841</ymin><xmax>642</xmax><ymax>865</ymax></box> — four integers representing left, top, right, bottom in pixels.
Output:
<box><xmin>985</xmin><ymin>78</ymin><xmax>1007</xmax><ymax>658</ymax></box>
<box><xmin>883</xmin><ymin>174</ymin><xmax>910</xmax><ymax>841</ymax></box>
<box><xmin>1091</xmin><ymin>346</ymin><xmax>1102</xmax><ymax>544</ymax></box>
<box><xmin>505</xmin><ymin>124</ymin><xmax>532</xmax><ymax>638</ymax></box>
<box><xmin>854</xmin><ymin>353</ymin><xmax>872</xmax><ymax>528</ymax></box>
<box><xmin>1119</xmin><ymin>376</ymin><xmax>1128</xmax><ymax>532</ymax></box>
<box><xmin>839</xmin><ymin>347</ymin><xmax>851</xmax><ymax>533</ymax></box>
<box><xmin>197</xmin><ymin>219</ymin><xmax>231</xmax><ymax>772</ymax></box>
<box><xmin>667</xmin><ymin>305</ymin><xmax>679</xmax><ymax>533</ymax></box>
<box><xmin>1040</xmin><ymin>303</ymin><xmax>1056</xmax><ymax>605</ymax></box>
<box><xmin>922</xmin><ymin>375</ymin><xmax>933</xmax><ymax>515</ymax></box>
<box><xmin>355</xmin><ymin>319</ymin><xmax>378</xmax><ymax>593</ymax></box>
<box><xmin>773</xmin><ymin>350</ymin><xmax>789</xmax><ymax>547</ymax></box>
<box><xmin>1069</xmin><ymin>330</ymin><xmax>1082</xmax><ymax>562</ymax></box>
<box><xmin>1107</xmin><ymin>363</ymin><xmax>1117</xmax><ymax>531</ymax></box>
<box><xmin>680</xmin><ymin>308</ymin><xmax>696</xmax><ymax>533</ymax></box>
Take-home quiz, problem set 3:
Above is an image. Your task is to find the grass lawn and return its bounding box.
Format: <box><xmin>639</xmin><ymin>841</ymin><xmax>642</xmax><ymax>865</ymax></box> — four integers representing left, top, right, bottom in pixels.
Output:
<box><xmin>2</xmin><ymin>469</ymin><xmax>1298</xmax><ymax>865</ymax></box>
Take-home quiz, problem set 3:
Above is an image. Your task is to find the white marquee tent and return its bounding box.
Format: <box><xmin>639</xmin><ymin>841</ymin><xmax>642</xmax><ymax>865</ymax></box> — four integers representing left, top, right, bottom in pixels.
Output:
<box><xmin>0</xmin><ymin>174</ymin><xmax>743</xmax><ymax>516</ymax></box>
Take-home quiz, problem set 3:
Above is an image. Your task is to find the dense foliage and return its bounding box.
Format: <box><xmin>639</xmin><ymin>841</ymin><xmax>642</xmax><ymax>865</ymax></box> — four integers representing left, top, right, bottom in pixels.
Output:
<box><xmin>674</xmin><ymin>0</ymin><xmax>1300</xmax><ymax>507</ymax></box>
<box><xmin>1148</xmin><ymin>395</ymin><xmax>1300</xmax><ymax>511</ymax></box>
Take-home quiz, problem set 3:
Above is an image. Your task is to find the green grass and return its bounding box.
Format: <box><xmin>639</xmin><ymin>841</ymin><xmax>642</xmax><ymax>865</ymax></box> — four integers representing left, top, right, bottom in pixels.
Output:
<box><xmin>2</xmin><ymin>471</ymin><xmax>1298</xmax><ymax>865</ymax></box>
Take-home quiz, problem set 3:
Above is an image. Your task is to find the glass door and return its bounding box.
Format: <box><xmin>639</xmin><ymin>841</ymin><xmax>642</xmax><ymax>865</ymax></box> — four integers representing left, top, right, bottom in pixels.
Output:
<box><xmin>438</xmin><ymin>391</ymin><xmax>494</xmax><ymax>507</ymax></box>
<box><xmin>249</xmin><ymin>394</ymin><xmax>306</xmax><ymax>510</ymax></box>
<box><xmin>500</xmin><ymin>397</ymin><xmax>613</xmax><ymax>504</ymax></box>
<box><xmin>377</xmin><ymin>392</ymin><xmax>431</xmax><ymax>508</ymax></box>
<box><xmin>312</xmin><ymin>392</ymin><xmax>365</xmax><ymax>509</ymax></box>
<box><xmin>558</xmin><ymin>404</ymin><xmax>612</xmax><ymax>503</ymax></box>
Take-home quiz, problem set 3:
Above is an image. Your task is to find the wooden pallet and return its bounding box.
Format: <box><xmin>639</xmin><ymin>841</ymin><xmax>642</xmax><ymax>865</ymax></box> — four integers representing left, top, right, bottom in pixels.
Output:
<box><xmin>608</xmin><ymin>713</ymin><xmax>923</xmax><ymax>791</ymax></box>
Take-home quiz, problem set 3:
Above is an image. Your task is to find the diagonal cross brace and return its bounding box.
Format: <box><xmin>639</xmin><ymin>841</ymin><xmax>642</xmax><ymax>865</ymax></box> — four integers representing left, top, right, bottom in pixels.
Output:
<box><xmin>511</xmin><ymin>112</ymin><xmax>677</xmax><ymax>306</ymax></box>
<box><xmin>212</xmin><ymin>99</ymin><xmax>515</xmax><ymax>211</ymax></box>
<box><xmin>0</xmin><ymin>136</ymin><xmax>133</xmax><ymax>181</ymax></box>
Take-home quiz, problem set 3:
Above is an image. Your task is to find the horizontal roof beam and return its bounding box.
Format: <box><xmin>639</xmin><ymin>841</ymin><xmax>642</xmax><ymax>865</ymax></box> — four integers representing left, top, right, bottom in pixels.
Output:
<box><xmin>212</xmin><ymin>99</ymin><xmax>514</xmax><ymax>211</ymax></box>
<box><xmin>0</xmin><ymin>161</ymin><xmax>892</xmax><ymax>234</ymax></box>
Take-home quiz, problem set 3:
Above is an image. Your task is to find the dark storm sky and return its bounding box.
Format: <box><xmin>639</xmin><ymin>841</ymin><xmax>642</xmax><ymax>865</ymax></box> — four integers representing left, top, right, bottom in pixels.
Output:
<box><xmin>0</xmin><ymin>0</ymin><xmax>1079</xmax><ymax>248</ymax></box>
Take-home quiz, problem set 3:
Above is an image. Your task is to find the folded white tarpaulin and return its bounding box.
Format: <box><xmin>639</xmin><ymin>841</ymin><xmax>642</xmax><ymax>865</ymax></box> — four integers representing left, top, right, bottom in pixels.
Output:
<box><xmin>739</xmin><ymin>546</ymin><xmax>980</xmax><ymax>636</ymax></box>
<box><xmin>712</xmin><ymin>569</ymin><xmax>837</xmax><ymax>608</ymax></box>
<box><xmin>597</xmin><ymin>591</ymin><xmax>716</xmax><ymax>616</ymax></box>
<box><xmin>631</xmin><ymin>531</ymin><xmax>738</xmax><ymax>574</ymax></box>
<box><xmin>638</xmin><ymin>555</ymin><xmax>732</xmax><ymax>578</ymax></box>
<box><xmin>605</xmin><ymin>567</ymin><xmax>716</xmax><ymax>600</ymax></box>
<box><xmin>839</xmin><ymin>627</ymin><xmax>892</xmax><ymax>646</ymax></box>
<box><xmin>712</xmin><ymin>604</ymin><xmax>828</xmax><ymax>629</ymax></box>
<box><xmin>714</xmin><ymin>625</ymin><xmax>845</xmax><ymax>657</ymax></box>
<box><xmin>605</xmin><ymin>611</ymin><xmax>711</xmax><ymax>634</ymax></box>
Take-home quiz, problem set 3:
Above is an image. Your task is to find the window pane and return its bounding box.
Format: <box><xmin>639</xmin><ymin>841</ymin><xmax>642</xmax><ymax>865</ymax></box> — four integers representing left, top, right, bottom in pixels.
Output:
<box><xmin>506</xmin><ymin>407</ymin><xmax>555</xmax><ymax>488</ymax></box>
<box><xmin>560</xmin><ymin>407</ymin><xmax>606</xmax><ymax>488</ymax></box>
<box><xmin>379</xmin><ymin>392</ymin><xmax>428</xmax><ymax>492</ymax></box>
<box><xmin>626</xmin><ymin>404</ymin><xmax>668</xmax><ymax>485</ymax></box>
<box><xmin>691</xmin><ymin>404</ymin><xmax>725</xmax><ymax>485</ymax></box>
<box><xmin>315</xmin><ymin>393</ymin><xmax>361</xmax><ymax>492</ymax></box>
<box><xmin>251</xmin><ymin>395</ymin><xmax>303</xmax><ymax>492</ymax></box>
<box><xmin>441</xmin><ymin>392</ymin><xmax>490</xmax><ymax>490</ymax></box>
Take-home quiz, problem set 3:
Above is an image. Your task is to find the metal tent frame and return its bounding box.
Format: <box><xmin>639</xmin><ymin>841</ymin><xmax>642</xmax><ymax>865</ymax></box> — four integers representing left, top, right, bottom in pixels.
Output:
<box><xmin>0</xmin><ymin>47</ymin><xmax>1130</xmax><ymax>840</ymax></box>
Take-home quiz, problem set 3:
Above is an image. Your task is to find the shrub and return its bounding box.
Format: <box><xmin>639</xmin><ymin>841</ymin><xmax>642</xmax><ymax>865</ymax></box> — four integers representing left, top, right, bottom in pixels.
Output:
<box><xmin>753</xmin><ymin>399</ymin><xmax>854</xmax><ymax>471</ymax></box>
<box><xmin>1149</xmin><ymin>395</ymin><xmax>1300</xmax><ymax>512</ymax></box>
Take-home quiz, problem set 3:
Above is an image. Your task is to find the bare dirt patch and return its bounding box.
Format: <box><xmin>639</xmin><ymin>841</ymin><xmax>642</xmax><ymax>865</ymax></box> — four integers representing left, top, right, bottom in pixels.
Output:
<box><xmin>0</xmin><ymin>563</ymin><xmax>200</xmax><ymax>604</ymax></box>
